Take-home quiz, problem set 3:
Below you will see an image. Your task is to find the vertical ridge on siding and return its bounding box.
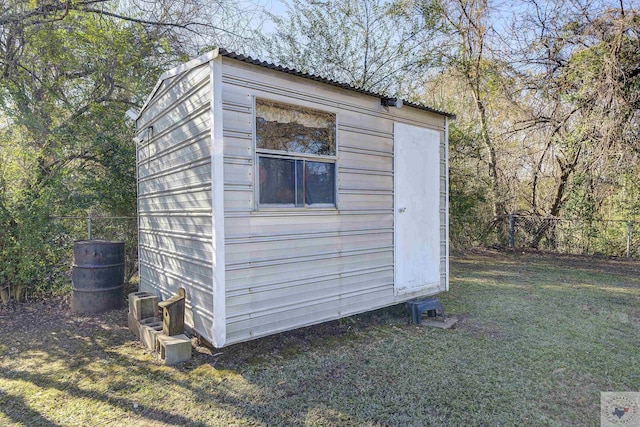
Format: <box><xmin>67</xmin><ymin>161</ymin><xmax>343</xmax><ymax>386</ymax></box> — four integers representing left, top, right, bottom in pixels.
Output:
<box><xmin>439</xmin><ymin>124</ymin><xmax>448</xmax><ymax>292</ymax></box>
<box><xmin>210</xmin><ymin>56</ymin><xmax>227</xmax><ymax>348</ymax></box>
<box><xmin>136</xmin><ymin>63</ymin><xmax>215</xmax><ymax>344</ymax></box>
<box><xmin>444</xmin><ymin>117</ymin><xmax>450</xmax><ymax>291</ymax></box>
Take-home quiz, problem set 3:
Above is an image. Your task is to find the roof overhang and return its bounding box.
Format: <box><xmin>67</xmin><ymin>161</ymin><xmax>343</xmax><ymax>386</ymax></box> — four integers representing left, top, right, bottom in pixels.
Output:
<box><xmin>133</xmin><ymin>47</ymin><xmax>456</xmax><ymax>121</ymax></box>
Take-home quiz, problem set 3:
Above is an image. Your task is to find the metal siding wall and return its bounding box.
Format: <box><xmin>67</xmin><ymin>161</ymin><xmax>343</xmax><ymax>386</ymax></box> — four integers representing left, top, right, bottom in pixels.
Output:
<box><xmin>220</xmin><ymin>60</ymin><xmax>399</xmax><ymax>345</ymax></box>
<box><xmin>137</xmin><ymin>63</ymin><xmax>215</xmax><ymax>341</ymax></box>
<box><xmin>192</xmin><ymin>59</ymin><xmax>450</xmax><ymax>345</ymax></box>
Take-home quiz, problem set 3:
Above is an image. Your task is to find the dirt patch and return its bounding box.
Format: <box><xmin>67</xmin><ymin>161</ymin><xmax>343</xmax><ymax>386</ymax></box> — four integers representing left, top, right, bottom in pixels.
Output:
<box><xmin>454</xmin><ymin>313</ymin><xmax>510</xmax><ymax>340</ymax></box>
<box><xmin>206</xmin><ymin>304</ymin><xmax>409</xmax><ymax>370</ymax></box>
<box><xmin>0</xmin><ymin>295</ymin><xmax>410</xmax><ymax>372</ymax></box>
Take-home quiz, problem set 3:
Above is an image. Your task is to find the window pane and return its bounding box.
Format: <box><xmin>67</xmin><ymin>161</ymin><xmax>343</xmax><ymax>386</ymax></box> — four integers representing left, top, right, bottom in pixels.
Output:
<box><xmin>256</xmin><ymin>99</ymin><xmax>336</xmax><ymax>156</ymax></box>
<box><xmin>259</xmin><ymin>157</ymin><xmax>295</xmax><ymax>204</ymax></box>
<box><xmin>295</xmin><ymin>160</ymin><xmax>304</xmax><ymax>207</ymax></box>
<box><xmin>305</xmin><ymin>161</ymin><xmax>335</xmax><ymax>205</ymax></box>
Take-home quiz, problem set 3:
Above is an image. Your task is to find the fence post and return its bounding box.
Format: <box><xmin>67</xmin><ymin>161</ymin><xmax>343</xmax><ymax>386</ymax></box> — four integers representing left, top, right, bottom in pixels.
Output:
<box><xmin>87</xmin><ymin>213</ymin><xmax>93</xmax><ymax>240</ymax></box>
<box><xmin>627</xmin><ymin>221</ymin><xmax>632</xmax><ymax>259</ymax></box>
<box><xmin>509</xmin><ymin>213</ymin><xmax>515</xmax><ymax>249</ymax></box>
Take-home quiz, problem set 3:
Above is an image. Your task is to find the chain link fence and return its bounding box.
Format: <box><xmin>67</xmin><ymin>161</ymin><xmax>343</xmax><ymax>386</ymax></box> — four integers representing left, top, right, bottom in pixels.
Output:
<box><xmin>47</xmin><ymin>213</ymin><xmax>638</xmax><ymax>291</ymax></box>
<box><xmin>449</xmin><ymin>214</ymin><xmax>500</xmax><ymax>251</ymax></box>
<box><xmin>451</xmin><ymin>214</ymin><xmax>638</xmax><ymax>259</ymax></box>
<box><xmin>508</xmin><ymin>215</ymin><xmax>637</xmax><ymax>258</ymax></box>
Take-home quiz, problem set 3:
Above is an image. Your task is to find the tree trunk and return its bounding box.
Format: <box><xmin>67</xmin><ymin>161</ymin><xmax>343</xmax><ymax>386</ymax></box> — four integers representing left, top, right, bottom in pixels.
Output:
<box><xmin>0</xmin><ymin>287</ymin><xmax>9</xmax><ymax>304</ymax></box>
<box><xmin>530</xmin><ymin>147</ymin><xmax>582</xmax><ymax>248</ymax></box>
<box><xmin>473</xmin><ymin>93</ymin><xmax>507</xmax><ymax>241</ymax></box>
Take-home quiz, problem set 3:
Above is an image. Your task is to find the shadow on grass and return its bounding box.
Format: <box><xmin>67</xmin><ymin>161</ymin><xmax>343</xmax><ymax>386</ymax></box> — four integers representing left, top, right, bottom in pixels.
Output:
<box><xmin>0</xmin><ymin>389</ymin><xmax>62</xmax><ymax>427</ymax></box>
<box><xmin>0</xmin><ymin>318</ymin><xmax>264</xmax><ymax>426</ymax></box>
<box><xmin>1</xmin><ymin>364</ymin><xmax>234</xmax><ymax>427</ymax></box>
<box><xmin>0</xmin><ymin>301</ymin><xmax>413</xmax><ymax>426</ymax></box>
<box><xmin>2</xmin><ymin>250</ymin><xmax>639</xmax><ymax>426</ymax></box>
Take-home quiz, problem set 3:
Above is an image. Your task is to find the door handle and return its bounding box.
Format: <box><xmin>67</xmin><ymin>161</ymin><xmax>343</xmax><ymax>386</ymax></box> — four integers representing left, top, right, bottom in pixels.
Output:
<box><xmin>398</xmin><ymin>207</ymin><xmax>407</xmax><ymax>213</ymax></box>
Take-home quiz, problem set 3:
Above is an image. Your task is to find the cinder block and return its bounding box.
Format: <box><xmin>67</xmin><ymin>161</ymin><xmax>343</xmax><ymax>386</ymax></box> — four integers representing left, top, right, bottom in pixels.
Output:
<box><xmin>156</xmin><ymin>334</ymin><xmax>192</xmax><ymax>365</ymax></box>
<box><xmin>421</xmin><ymin>317</ymin><xmax>459</xmax><ymax>329</ymax></box>
<box><xmin>128</xmin><ymin>291</ymin><xmax>149</xmax><ymax>314</ymax></box>
<box><xmin>128</xmin><ymin>291</ymin><xmax>158</xmax><ymax>321</ymax></box>
<box><xmin>128</xmin><ymin>313</ymin><xmax>141</xmax><ymax>339</ymax></box>
<box><xmin>139</xmin><ymin>319</ymin><xmax>163</xmax><ymax>351</ymax></box>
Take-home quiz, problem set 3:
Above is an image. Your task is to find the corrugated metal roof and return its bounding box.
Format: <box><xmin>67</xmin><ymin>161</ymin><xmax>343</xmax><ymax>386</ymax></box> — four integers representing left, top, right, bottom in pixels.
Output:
<box><xmin>218</xmin><ymin>48</ymin><xmax>456</xmax><ymax>119</ymax></box>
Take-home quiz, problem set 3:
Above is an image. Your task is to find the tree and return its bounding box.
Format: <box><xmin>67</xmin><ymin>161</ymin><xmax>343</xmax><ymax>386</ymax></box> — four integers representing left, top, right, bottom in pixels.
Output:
<box><xmin>423</xmin><ymin>0</ymin><xmax>640</xmax><ymax>248</ymax></box>
<box><xmin>260</xmin><ymin>0</ymin><xmax>444</xmax><ymax>96</ymax></box>
<box><xmin>505</xmin><ymin>1</ymin><xmax>640</xmax><ymax>246</ymax></box>
<box><xmin>0</xmin><ymin>0</ymin><xmax>261</xmax><ymax>301</ymax></box>
<box><xmin>0</xmin><ymin>10</ymin><xmax>158</xmax><ymax>300</ymax></box>
<box><xmin>431</xmin><ymin>0</ymin><xmax>518</xmax><ymax>244</ymax></box>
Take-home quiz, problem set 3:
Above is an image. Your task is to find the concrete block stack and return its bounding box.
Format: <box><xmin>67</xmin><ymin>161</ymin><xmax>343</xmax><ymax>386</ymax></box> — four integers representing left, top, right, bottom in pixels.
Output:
<box><xmin>127</xmin><ymin>291</ymin><xmax>192</xmax><ymax>365</ymax></box>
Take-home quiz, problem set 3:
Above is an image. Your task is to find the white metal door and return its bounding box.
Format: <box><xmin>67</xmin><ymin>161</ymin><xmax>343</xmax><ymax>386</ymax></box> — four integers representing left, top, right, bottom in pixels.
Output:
<box><xmin>394</xmin><ymin>123</ymin><xmax>441</xmax><ymax>294</ymax></box>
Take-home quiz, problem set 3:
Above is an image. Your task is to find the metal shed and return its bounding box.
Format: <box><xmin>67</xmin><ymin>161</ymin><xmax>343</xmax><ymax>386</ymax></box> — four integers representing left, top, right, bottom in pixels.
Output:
<box><xmin>133</xmin><ymin>48</ymin><xmax>454</xmax><ymax>348</ymax></box>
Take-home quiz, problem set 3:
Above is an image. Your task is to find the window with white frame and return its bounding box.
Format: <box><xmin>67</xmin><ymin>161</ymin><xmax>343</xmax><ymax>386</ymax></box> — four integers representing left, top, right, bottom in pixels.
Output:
<box><xmin>255</xmin><ymin>98</ymin><xmax>336</xmax><ymax>207</ymax></box>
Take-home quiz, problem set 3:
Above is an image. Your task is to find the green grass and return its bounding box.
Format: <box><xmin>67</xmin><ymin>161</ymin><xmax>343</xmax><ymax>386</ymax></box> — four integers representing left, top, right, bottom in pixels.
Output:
<box><xmin>0</xmin><ymin>250</ymin><xmax>638</xmax><ymax>426</ymax></box>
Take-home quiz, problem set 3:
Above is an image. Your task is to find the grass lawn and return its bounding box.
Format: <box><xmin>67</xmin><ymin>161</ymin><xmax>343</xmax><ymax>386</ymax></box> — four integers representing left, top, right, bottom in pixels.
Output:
<box><xmin>0</xmin><ymin>249</ymin><xmax>638</xmax><ymax>426</ymax></box>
